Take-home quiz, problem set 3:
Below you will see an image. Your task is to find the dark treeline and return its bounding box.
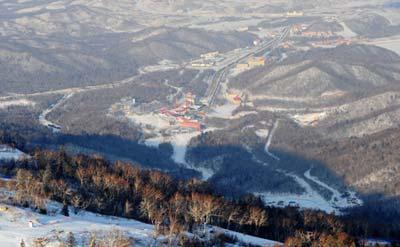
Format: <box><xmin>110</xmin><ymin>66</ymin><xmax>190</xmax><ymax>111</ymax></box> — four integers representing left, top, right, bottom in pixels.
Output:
<box><xmin>3</xmin><ymin>149</ymin><xmax>351</xmax><ymax>246</ymax></box>
<box><xmin>0</xmin><ymin>148</ymin><xmax>393</xmax><ymax>246</ymax></box>
<box><xmin>0</xmin><ymin>128</ymin><xmax>399</xmax><ymax>246</ymax></box>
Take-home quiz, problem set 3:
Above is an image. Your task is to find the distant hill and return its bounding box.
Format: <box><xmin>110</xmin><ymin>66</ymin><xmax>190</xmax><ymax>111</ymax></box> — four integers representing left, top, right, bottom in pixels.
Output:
<box><xmin>230</xmin><ymin>44</ymin><xmax>400</xmax><ymax>100</ymax></box>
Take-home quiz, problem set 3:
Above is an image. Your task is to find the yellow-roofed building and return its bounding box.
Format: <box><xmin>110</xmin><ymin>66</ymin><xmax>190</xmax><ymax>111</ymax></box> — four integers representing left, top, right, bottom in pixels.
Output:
<box><xmin>248</xmin><ymin>57</ymin><xmax>266</xmax><ymax>67</ymax></box>
<box><xmin>236</xmin><ymin>63</ymin><xmax>249</xmax><ymax>70</ymax></box>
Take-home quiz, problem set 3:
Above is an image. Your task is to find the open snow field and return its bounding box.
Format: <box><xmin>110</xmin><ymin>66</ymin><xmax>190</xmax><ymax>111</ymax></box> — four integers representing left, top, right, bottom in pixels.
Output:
<box><xmin>0</xmin><ymin>202</ymin><xmax>156</xmax><ymax>247</ymax></box>
<box><xmin>258</xmin><ymin>169</ymin><xmax>362</xmax><ymax>214</ymax></box>
<box><xmin>0</xmin><ymin>99</ymin><xmax>35</xmax><ymax>109</ymax></box>
<box><xmin>0</xmin><ymin>145</ymin><xmax>26</xmax><ymax>162</ymax></box>
<box><xmin>144</xmin><ymin>131</ymin><xmax>201</xmax><ymax>165</ymax></box>
<box><xmin>211</xmin><ymin>226</ymin><xmax>282</xmax><ymax>247</ymax></box>
<box><xmin>0</xmin><ymin>189</ymin><xmax>281</xmax><ymax>247</ymax></box>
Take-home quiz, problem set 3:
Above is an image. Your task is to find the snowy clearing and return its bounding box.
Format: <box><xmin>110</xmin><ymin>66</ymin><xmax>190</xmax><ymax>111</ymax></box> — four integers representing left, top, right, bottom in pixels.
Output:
<box><xmin>208</xmin><ymin>103</ymin><xmax>239</xmax><ymax>119</ymax></box>
<box><xmin>0</xmin><ymin>99</ymin><xmax>35</xmax><ymax>109</ymax></box>
<box><xmin>126</xmin><ymin>112</ymin><xmax>171</xmax><ymax>133</ymax></box>
<box><xmin>144</xmin><ymin>130</ymin><xmax>218</xmax><ymax>180</ymax></box>
<box><xmin>337</xmin><ymin>21</ymin><xmax>358</xmax><ymax>38</ymax></box>
<box><xmin>0</xmin><ymin>193</ymin><xmax>280</xmax><ymax>247</ymax></box>
<box><xmin>291</xmin><ymin>112</ymin><xmax>327</xmax><ymax>127</ymax></box>
<box><xmin>0</xmin><ymin>202</ymin><xmax>157</xmax><ymax>247</ymax></box>
<box><xmin>0</xmin><ymin>145</ymin><xmax>26</xmax><ymax>161</ymax></box>
<box><xmin>259</xmin><ymin>170</ymin><xmax>335</xmax><ymax>213</ymax></box>
<box><xmin>258</xmin><ymin>169</ymin><xmax>362</xmax><ymax>214</ymax></box>
<box><xmin>211</xmin><ymin>226</ymin><xmax>282</xmax><ymax>247</ymax></box>
<box><xmin>144</xmin><ymin>131</ymin><xmax>200</xmax><ymax>165</ymax></box>
<box><xmin>304</xmin><ymin>169</ymin><xmax>362</xmax><ymax>209</ymax></box>
<box><xmin>255</xmin><ymin>129</ymin><xmax>270</xmax><ymax>139</ymax></box>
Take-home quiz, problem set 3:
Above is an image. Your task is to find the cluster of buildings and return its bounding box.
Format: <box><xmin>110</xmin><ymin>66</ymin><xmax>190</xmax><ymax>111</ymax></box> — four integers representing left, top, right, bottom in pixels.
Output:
<box><xmin>191</xmin><ymin>61</ymin><xmax>215</xmax><ymax>68</ymax></box>
<box><xmin>159</xmin><ymin>92</ymin><xmax>204</xmax><ymax>131</ymax></box>
<box><xmin>236</xmin><ymin>56</ymin><xmax>266</xmax><ymax>70</ymax></box>
<box><xmin>226</xmin><ymin>91</ymin><xmax>243</xmax><ymax>105</ymax></box>
<box><xmin>292</xmin><ymin>24</ymin><xmax>336</xmax><ymax>38</ymax></box>
<box><xmin>200</xmin><ymin>51</ymin><xmax>219</xmax><ymax>60</ymax></box>
<box><xmin>291</xmin><ymin>24</ymin><xmax>308</xmax><ymax>34</ymax></box>
<box><xmin>280</xmin><ymin>42</ymin><xmax>294</xmax><ymax>49</ymax></box>
<box><xmin>191</xmin><ymin>51</ymin><xmax>221</xmax><ymax>68</ymax></box>
<box><xmin>290</xmin><ymin>23</ymin><xmax>360</xmax><ymax>48</ymax></box>
<box><xmin>302</xmin><ymin>31</ymin><xmax>335</xmax><ymax>38</ymax></box>
<box><xmin>294</xmin><ymin>23</ymin><xmax>338</xmax><ymax>38</ymax></box>
<box><xmin>286</xmin><ymin>11</ymin><xmax>304</xmax><ymax>17</ymax></box>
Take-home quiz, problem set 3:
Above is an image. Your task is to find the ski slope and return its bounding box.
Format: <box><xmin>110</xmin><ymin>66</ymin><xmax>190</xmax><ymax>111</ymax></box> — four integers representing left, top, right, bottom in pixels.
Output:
<box><xmin>304</xmin><ymin>169</ymin><xmax>362</xmax><ymax>209</ymax></box>
<box><xmin>259</xmin><ymin>169</ymin><xmax>362</xmax><ymax>214</ymax></box>
<box><xmin>254</xmin><ymin>120</ymin><xmax>362</xmax><ymax>214</ymax></box>
<box><xmin>264</xmin><ymin>120</ymin><xmax>280</xmax><ymax>161</ymax></box>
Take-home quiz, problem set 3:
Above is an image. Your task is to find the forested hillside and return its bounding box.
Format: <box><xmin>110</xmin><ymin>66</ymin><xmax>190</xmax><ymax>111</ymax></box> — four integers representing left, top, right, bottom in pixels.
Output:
<box><xmin>0</xmin><ymin>130</ymin><xmax>399</xmax><ymax>246</ymax></box>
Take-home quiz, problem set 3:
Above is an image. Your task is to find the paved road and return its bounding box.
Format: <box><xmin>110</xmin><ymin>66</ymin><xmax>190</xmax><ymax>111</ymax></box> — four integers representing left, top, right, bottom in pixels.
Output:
<box><xmin>205</xmin><ymin>26</ymin><xmax>291</xmax><ymax>106</ymax></box>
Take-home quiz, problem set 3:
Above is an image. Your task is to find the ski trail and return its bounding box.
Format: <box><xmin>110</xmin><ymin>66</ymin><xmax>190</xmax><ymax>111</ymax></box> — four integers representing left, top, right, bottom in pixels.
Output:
<box><xmin>164</xmin><ymin>80</ymin><xmax>182</xmax><ymax>103</ymax></box>
<box><xmin>304</xmin><ymin>168</ymin><xmax>362</xmax><ymax>208</ymax></box>
<box><xmin>265</xmin><ymin>120</ymin><xmax>280</xmax><ymax>160</ymax></box>
<box><xmin>255</xmin><ymin>120</ymin><xmax>362</xmax><ymax>213</ymax></box>
<box><xmin>279</xmin><ymin>169</ymin><xmax>335</xmax><ymax>212</ymax></box>
<box><xmin>39</xmin><ymin>94</ymin><xmax>73</xmax><ymax>132</ymax></box>
<box><xmin>304</xmin><ymin>169</ymin><xmax>339</xmax><ymax>196</ymax></box>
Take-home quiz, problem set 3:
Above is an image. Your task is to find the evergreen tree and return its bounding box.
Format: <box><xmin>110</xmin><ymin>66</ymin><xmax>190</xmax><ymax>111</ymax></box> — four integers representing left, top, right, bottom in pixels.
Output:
<box><xmin>62</xmin><ymin>201</ymin><xmax>69</xmax><ymax>217</ymax></box>
<box><xmin>42</xmin><ymin>163</ymin><xmax>53</xmax><ymax>194</ymax></box>
<box><xmin>66</xmin><ymin>232</ymin><xmax>76</xmax><ymax>247</ymax></box>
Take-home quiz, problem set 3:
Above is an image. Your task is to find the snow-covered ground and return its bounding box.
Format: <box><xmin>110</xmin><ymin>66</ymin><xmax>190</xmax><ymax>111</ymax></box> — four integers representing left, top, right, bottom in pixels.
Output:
<box><xmin>211</xmin><ymin>227</ymin><xmax>282</xmax><ymax>247</ymax></box>
<box><xmin>207</xmin><ymin>75</ymin><xmax>240</xmax><ymax>119</ymax></box>
<box><xmin>0</xmin><ymin>202</ymin><xmax>157</xmax><ymax>247</ymax></box>
<box><xmin>139</xmin><ymin>60</ymin><xmax>182</xmax><ymax>74</ymax></box>
<box><xmin>0</xmin><ymin>191</ymin><xmax>280</xmax><ymax>247</ymax></box>
<box><xmin>304</xmin><ymin>169</ymin><xmax>362</xmax><ymax>209</ymax></box>
<box><xmin>253</xmin><ymin>120</ymin><xmax>362</xmax><ymax>214</ymax></box>
<box><xmin>0</xmin><ymin>99</ymin><xmax>34</xmax><ymax>109</ymax></box>
<box><xmin>39</xmin><ymin>94</ymin><xmax>73</xmax><ymax>133</ymax></box>
<box><xmin>264</xmin><ymin>120</ymin><xmax>280</xmax><ymax>161</ymax></box>
<box><xmin>258</xmin><ymin>169</ymin><xmax>362</xmax><ymax>214</ymax></box>
<box><xmin>337</xmin><ymin>21</ymin><xmax>358</xmax><ymax>38</ymax></box>
<box><xmin>255</xmin><ymin>129</ymin><xmax>269</xmax><ymax>138</ymax></box>
<box><xmin>291</xmin><ymin>112</ymin><xmax>327</xmax><ymax>127</ymax></box>
<box><xmin>144</xmin><ymin>129</ymin><xmax>218</xmax><ymax>180</ymax></box>
<box><xmin>0</xmin><ymin>145</ymin><xmax>26</xmax><ymax>161</ymax></box>
<box><xmin>144</xmin><ymin>131</ymin><xmax>200</xmax><ymax>165</ymax></box>
<box><xmin>126</xmin><ymin>112</ymin><xmax>171</xmax><ymax>134</ymax></box>
<box><xmin>208</xmin><ymin>103</ymin><xmax>239</xmax><ymax>119</ymax></box>
<box><xmin>258</xmin><ymin>171</ymin><xmax>336</xmax><ymax>213</ymax></box>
